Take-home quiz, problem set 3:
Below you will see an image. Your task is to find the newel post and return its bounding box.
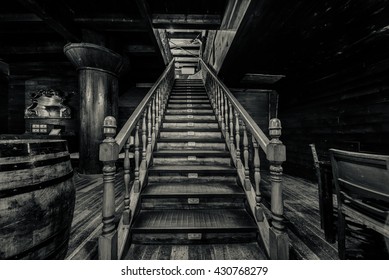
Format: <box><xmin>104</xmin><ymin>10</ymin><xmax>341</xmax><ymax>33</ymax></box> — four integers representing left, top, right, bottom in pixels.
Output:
<box><xmin>267</xmin><ymin>118</ymin><xmax>289</xmax><ymax>260</ymax></box>
<box><xmin>98</xmin><ymin>116</ymin><xmax>119</xmax><ymax>260</ymax></box>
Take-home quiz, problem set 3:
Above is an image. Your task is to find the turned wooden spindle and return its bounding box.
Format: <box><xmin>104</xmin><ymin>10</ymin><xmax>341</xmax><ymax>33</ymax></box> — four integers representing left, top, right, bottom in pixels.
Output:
<box><xmin>152</xmin><ymin>96</ymin><xmax>156</xmax><ymax>145</ymax></box>
<box><xmin>218</xmin><ymin>87</ymin><xmax>222</xmax><ymax>123</ymax></box>
<box><xmin>99</xmin><ymin>116</ymin><xmax>119</xmax><ymax>260</ymax></box>
<box><xmin>235</xmin><ymin>111</ymin><xmax>241</xmax><ymax>168</ymax></box>
<box><xmin>253</xmin><ymin>136</ymin><xmax>263</xmax><ymax>222</ymax></box>
<box><xmin>229</xmin><ymin>102</ymin><xmax>234</xmax><ymax>150</ymax></box>
<box><xmin>242</xmin><ymin>122</ymin><xmax>250</xmax><ymax>190</ymax></box>
<box><xmin>220</xmin><ymin>90</ymin><xmax>225</xmax><ymax>134</ymax></box>
<box><xmin>214</xmin><ymin>85</ymin><xmax>219</xmax><ymax>117</ymax></box>
<box><xmin>141</xmin><ymin>110</ymin><xmax>147</xmax><ymax>164</ymax></box>
<box><xmin>224</xmin><ymin>96</ymin><xmax>230</xmax><ymax>146</ymax></box>
<box><xmin>267</xmin><ymin>118</ymin><xmax>288</xmax><ymax>260</ymax></box>
<box><xmin>147</xmin><ymin>103</ymin><xmax>152</xmax><ymax>157</ymax></box>
<box><xmin>123</xmin><ymin>137</ymin><xmax>131</xmax><ymax>225</ymax></box>
<box><xmin>159</xmin><ymin>89</ymin><xmax>164</xmax><ymax>126</ymax></box>
<box><xmin>134</xmin><ymin>122</ymin><xmax>140</xmax><ymax>192</ymax></box>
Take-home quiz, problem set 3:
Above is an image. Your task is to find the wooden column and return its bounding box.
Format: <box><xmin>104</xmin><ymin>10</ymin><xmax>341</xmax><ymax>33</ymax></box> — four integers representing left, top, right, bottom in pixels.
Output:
<box><xmin>0</xmin><ymin>61</ymin><xmax>9</xmax><ymax>134</ymax></box>
<box><xmin>64</xmin><ymin>43</ymin><xmax>124</xmax><ymax>174</ymax></box>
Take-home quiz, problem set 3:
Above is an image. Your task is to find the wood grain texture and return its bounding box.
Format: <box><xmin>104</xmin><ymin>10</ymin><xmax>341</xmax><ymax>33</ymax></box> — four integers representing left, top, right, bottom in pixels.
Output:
<box><xmin>125</xmin><ymin>243</ymin><xmax>267</xmax><ymax>260</ymax></box>
<box><xmin>0</xmin><ymin>139</ymin><xmax>75</xmax><ymax>260</ymax></box>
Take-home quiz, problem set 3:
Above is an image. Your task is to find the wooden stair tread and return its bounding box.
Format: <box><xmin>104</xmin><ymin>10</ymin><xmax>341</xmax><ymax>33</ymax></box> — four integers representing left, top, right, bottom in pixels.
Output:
<box><xmin>154</xmin><ymin>150</ymin><xmax>230</xmax><ymax>157</ymax></box>
<box><xmin>157</xmin><ymin>137</ymin><xmax>225</xmax><ymax>143</ymax></box>
<box><xmin>160</xmin><ymin>128</ymin><xmax>220</xmax><ymax>132</ymax></box>
<box><xmin>149</xmin><ymin>165</ymin><xmax>235</xmax><ymax>172</ymax></box>
<box><xmin>142</xmin><ymin>182</ymin><xmax>243</xmax><ymax>196</ymax></box>
<box><xmin>132</xmin><ymin>209</ymin><xmax>256</xmax><ymax>231</ymax></box>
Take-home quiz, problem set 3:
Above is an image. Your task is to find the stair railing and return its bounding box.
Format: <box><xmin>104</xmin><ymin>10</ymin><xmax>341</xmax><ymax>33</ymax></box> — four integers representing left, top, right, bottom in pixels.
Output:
<box><xmin>199</xmin><ymin>59</ymin><xmax>289</xmax><ymax>260</ymax></box>
<box><xmin>98</xmin><ymin>59</ymin><xmax>175</xmax><ymax>259</ymax></box>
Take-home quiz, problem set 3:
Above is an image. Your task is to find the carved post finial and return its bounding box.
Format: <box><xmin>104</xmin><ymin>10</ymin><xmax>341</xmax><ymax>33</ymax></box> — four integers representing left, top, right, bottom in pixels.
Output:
<box><xmin>269</xmin><ymin>118</ymin><xmax>282</xmax><ymax>142</ymax></box>
<box><xmin>103</xmin><ymin>116</ymin><xmax>117</xmax><ymax>140</ymax></box>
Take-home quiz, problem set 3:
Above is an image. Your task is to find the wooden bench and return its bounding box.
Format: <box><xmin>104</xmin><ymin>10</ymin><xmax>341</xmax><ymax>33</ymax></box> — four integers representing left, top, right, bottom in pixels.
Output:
<box><xmin>329</xmin><ymin>149</ymin><xmax>389</xmax><ymax>259</ymax></box>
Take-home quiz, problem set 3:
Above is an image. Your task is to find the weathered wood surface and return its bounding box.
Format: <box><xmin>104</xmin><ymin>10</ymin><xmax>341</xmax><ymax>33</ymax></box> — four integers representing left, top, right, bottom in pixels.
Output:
<box><xmin>0</xmin><ymin>139</ymin><xmax>75</xmax><ymax>259</ymax></box>
<box><xmin>65</xmin><ymin>172</ymin><xmax>125</xmax><ymax>260</ymax></box>
<box><xmin>125</xmin><ymin>243</ymin><xmax>267</xmax><ymax>260</ymax></box>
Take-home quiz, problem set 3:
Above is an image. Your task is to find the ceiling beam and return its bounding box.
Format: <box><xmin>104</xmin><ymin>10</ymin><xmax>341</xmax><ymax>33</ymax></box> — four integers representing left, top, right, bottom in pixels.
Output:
<box><xmin>135</xmin><ymin>0</ymin><xmax>171</xmax><ymax>65</ymax></box>
<box><xmin>152</xmin><ymin>14</ymin><xmax>221</xmax><ymax>29</ymax></box>
<box><xmin>74</xmin><ymin>15</ymin><xmax>147</xmax><ymax>32</ymax></box>
<box><xmin>17</xmin><ymin>0</ymin><xmax>80</xmax><ymax>42</ymax></box>
<box><xmin>125</xmin><ymin>45</ymin><xmax>156</xmax><ymax>53</ymax></box>
<box><xmin>0</xmin><ymin>41</ymin><xmax>64</xmax><ymax>55</ymax></box>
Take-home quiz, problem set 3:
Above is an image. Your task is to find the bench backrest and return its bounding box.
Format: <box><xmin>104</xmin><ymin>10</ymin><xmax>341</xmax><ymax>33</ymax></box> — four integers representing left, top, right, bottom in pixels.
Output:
<box><xmin>330</xmin><ymin>149</ymin><xmax>389</xmax><ymax>222</ymax></box>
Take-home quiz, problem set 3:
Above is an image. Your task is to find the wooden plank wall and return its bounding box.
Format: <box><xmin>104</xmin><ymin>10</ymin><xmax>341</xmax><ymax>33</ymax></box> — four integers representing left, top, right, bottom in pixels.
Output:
<box><xmin>118</xmin><ymin>86</ymin><xmax>151</xmax><ymax>130</ymax></box>
<box><xmin>0</xmin><ymin>73</ymin><xmax>8</xmax><ymax>134</ymax></box>
<box><xmin>278</xmin><ymin>62</ymin><xmax>389</xmax><ymax>179</ymax></box>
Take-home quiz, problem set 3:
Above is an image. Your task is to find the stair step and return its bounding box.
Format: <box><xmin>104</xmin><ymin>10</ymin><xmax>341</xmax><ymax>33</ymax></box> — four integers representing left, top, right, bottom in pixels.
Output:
<box><xmin>131</xmin><ymin>209</ymin><xmax>257</xmax><ymax>244</ymax></box>
<box><xmin>143</xmin><ymin>182</ymin><xmax>243</xmax><ymax>196</ymax></box>
<box><xmin>153</xmin><ymin>155</ymin><xmax>230</xmax><ymax>166</ymax></box>
<box><xmin>169</xmin><ymin>100</ymin><xmax>210</xmax><ymax>104</ymax></box>
<box><xmin>165</xmin><ymin>109</ymin><xmax>214</xmax><ymax>115</ymax></box>
<box><xmin>170</xmin><ymin>92</ymin><xmax>207</xmax><ymax>96</ymax></box>
<box><xmin>170</xmin><ymin>95</ymin><xmax>209</xmax><ymax>99</ymax></box>
<box><xmin>159</xmin><ymin>131</ymin><xmax>222</xmax><ymax>139</ymax></box>
<box><xmin>162</xmin><ymin>122</ymin><xmax>219</xmax><ymax>129</ymax></box>
<box><xmin>148</xmin><ymin>176</ymin><xmax>237</xmax><ymax>184</ymax></box>
<box><xmin>148</xmin><ymin>165</ymin><xmax>236</xmax><ymax>177</ymax></box>
<box><xmin>153</xmin><ymin>150</ymin><xmax>230</xmax><ymax>157</ymax></box>
<box><xmin>168</xmin><ymin>104</ymin><xmax>212</xmax><ymax>109</ymax></box>
<box><xmin>157</xmin><ymin>140</ymin><xmax>226</xmax><ymax>151</ymax></box>
<box><xmin>164</xmin><ymin>115</ymin><xmax>216</xmax><ymax>121</ymax></box>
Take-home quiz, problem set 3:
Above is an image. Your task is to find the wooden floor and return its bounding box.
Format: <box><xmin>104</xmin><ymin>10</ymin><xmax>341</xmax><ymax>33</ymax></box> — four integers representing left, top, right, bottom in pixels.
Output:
<box><xmin>65</xmin><ymin>170</ymin><xmax>343</xmax><ymax>260</ymax></box>
<box><xmin>65</xmin><ymin>173</ymin><xmax>124</xmax><ymax>260</ymax></box>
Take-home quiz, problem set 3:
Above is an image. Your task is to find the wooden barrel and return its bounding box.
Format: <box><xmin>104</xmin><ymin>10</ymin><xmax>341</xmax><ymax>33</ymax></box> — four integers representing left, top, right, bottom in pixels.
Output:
<box><xmin>0</xmin><ymin>139</ymin><xmax>75</xmax><ymax>259</ymax></box>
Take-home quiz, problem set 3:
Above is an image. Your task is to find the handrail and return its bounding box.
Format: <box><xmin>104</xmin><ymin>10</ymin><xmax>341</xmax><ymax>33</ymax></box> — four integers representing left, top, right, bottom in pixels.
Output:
<box><xmin>115</xmin><ymin>59</ymin><xmax>175</xmax><ymax>151</ymax></box>
<box><xmin>98</xmin><ymin>59</ymin><xmax>175</xmax><ymax>259</ymax></box>
<box><xmin>199</xmin><ymin>58</ymin><xmax>289</xmax><ymax>260</ymax></box>
<box><xmin>199</xmin><ymin>59</ymin><xmax>270</xmax><ymax>153</ymax></box>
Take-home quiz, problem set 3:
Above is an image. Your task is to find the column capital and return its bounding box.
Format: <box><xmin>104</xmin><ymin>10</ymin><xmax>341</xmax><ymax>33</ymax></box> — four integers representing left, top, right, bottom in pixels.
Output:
<box><xmin>64</xmin><ymin>43</ymin><xmax>124</xmax><ymax>76</ymax></box>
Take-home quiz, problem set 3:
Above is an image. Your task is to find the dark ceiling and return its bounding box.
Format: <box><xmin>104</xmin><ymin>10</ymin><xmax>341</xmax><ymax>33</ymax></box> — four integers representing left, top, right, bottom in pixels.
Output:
<box><xmin>1</xmin><ymin>0</ymin><xmax>388</xmax><ymax>92</ymax></box>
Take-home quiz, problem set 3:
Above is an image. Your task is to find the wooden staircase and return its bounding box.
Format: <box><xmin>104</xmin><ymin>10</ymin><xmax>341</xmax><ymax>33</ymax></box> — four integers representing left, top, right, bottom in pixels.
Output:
<box><xmin>131</xmin><ymin>79</ymin><xmax>258</xmax><ymax>245</ymax></box>
<box><xmin>98</xmin><ymin>59</ymin><xmax>288</xmax><ymax>260</ymax></box>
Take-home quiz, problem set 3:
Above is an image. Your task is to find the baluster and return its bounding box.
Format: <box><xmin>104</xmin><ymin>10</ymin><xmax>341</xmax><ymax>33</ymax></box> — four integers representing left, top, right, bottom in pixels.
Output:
<box><xmin>229</xmin><ymin>102</ymin><xmax>234</xmax><ymax>150</ymax></box>
<box><xmin>159</xmin><ymin>89</ymin><xmax>164</xmax><ymax>126</ymax></box>
<box><xmin>152</xmin><ymin>96</ymin><xmax>156</xmax><ymax>145</ymax></box>
<box><xmin>224</xmin><ymin>96</ymin><xmax>230</xmax><ymax>146</ymax></box>
<box><xmin>155</xmin><ymin>90</ymin><xmax>160</xmax><ymax>133</ymax></box>
<box><xmin>134</xmin><ymin>122</ymin><xmax>140</xmax><ymax>192</ymax></box>
<box><xmin>218</xmin><ymin>87</ymin><xmax>222</xmax><ymax>123</ymax></box>
<box><xmin>220</xmin><ymin>89</ymin><xmax>225</xmax><ymax>134</ymax></box>
<box><xmin>267</xmin><ymin>118</ymin><xmax>288</xmax><ymax>260</ymax></box>
<box><xmin>123</xmin><ymin>137</ymin><xmax>131</xmax><ymax>225</ymax></box>
<box><xmin>235</xmin><ymin>111</ymin><xmax>241</xmax><ymax>168</ymax></box>
<box><xmin>252</xmin><ymin>136</ymin><xmax>263</xmax><ymax>222</ymax></box>
<box><xmin>242</xmin><ymin>122</ymin><xmax>250</xmax><ymax>190</ymax></box>
<box><xmin>141</xmin><ymin>110</ymin><xmax>147</xmax><ymax>165</ymax></box>
<box><xmin>99</xmin><ymin>116</ymin><xmax>119</xmax><ymax>260</ymax></box>
<box><xmin>214</xmin><ymin>83</ymin><xmax>219</xmax><ymax>117</ymax></box>
<box><xmin>147</xmin><ymin>102</ymin><xmax>152</xmax><ymax>160</ymax></box>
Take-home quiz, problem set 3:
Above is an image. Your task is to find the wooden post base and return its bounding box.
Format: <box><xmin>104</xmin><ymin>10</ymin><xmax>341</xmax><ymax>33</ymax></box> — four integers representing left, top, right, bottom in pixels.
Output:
<box><xmin>269</xmin><ymin>227</ymin><xmax>289</xmax><ymax>260</ymax></box>
<box><xmin>98</xmin><ymin>231</ymin><xmax>118</xmax><ymax>260</ymax></box>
